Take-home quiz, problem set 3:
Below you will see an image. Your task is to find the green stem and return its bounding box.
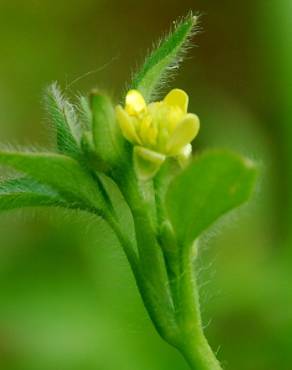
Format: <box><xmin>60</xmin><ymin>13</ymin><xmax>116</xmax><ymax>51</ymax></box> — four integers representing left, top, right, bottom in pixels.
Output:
<box><xmin>110</xmin><ymin>169</ymin><xmax>179</xmax><ymax>343</ymax></box>
<box><xmin>106</xmin><ymin>216</ymin><xmax>140</xmax><ymax>276</ymax></box>
<box><xmin>176</xmin><ymin>242</ymin><xmax>222</xmax><ymax>370</ymax></box>
<box><xmin>180</xmin><ymin>335</ymin><xmax>222</xmax><ymax>370</ymax></box>
<box><xmin>111</xmin><ymin>167</ymin><xmax>221</xmax><ymax>369</ymax></box>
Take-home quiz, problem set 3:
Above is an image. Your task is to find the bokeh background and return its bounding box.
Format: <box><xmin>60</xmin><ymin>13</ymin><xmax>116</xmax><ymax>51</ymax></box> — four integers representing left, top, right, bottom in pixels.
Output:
<box><xmin>0</xmin><ymin>1</ymin><xmax>291</xmax><ymax>369</ymax></box>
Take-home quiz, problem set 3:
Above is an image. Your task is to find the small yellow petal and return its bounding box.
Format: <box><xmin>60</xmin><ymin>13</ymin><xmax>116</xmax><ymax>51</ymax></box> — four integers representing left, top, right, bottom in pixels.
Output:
<box><xmin>125</xmin><ymin>90</ymin><xmax>146</xmax><ymax>116</ymax></box>
<box><xmin>135</xmin><ymin>146</ymin><xmax>166</xmax><ymax>163</ymax></box>
<box><xmin>115</xmin><ymin>105</ymin><xmax>141</xmax><ymax>144</ymax></box>
<box><xmin>157</xmin><ymin>127</ymin><xmax>169</xmax><ymax>152</ymax></box>
<box><xmin>134</xmin><ymin>146</ymin><xmax>165</xmax><ymax>181</ymax></box>
<box><xmin>177</xmin><ymin>144</ymin><xmax>192</xmax><ymax>167</ymax></box>
<box><xmin>147</xmin><ymin>126</ymin><xmax>158</xmax><ymax>146</ymax></box>
<box><xmin>164</xmin><ymin>89</ymin><xmax>189</xmax><ymax>113</ymax></box>
<box><xmin>167</xmin><ymin>113</ymin><xmax>200</xmax><ymax>155</ymax></box>
<box><xmin>139</xmin><ymin>116</ymin><xmax>151</xmax><ymax>142</ymax></box>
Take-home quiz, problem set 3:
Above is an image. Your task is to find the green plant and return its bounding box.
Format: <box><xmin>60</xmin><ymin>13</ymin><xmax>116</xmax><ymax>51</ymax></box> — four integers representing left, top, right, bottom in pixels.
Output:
<box><xmin>0</xmin><ymin>13</ymin><xmax>257</xmax><ymax>370</ymax></box>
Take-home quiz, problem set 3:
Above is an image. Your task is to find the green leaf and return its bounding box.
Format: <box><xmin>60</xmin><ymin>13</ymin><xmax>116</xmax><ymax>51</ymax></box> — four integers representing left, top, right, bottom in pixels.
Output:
<box><xmin>98</xmin><ymin>173</ymin><xmax>136</xmax><ymax>245</ymax></box>
<box><xmin>45</xmin><ymin>83</ymin><xmax>81</xmax><ymax>156</ymax></box>
<box><xmin>0</xmin><ymin>177</ymin><xmax>67</xmax><ymax>211</ymax></box>
<box><xmin>77</xmin><ymin>95</ymin><xmax>92</xmax><ymax>131</ymax></box>
<box><xmin>131</xmin><ymin>12</ymin><xmax>198</xmax><ymax>102</ymax></box>
<box><xmin>166</xmin><ymin>150</ymin><xmax>258</xmax><ymax>245</ymax></box>
<box><xmin>0</xmin><ymin>151</ymin><xmax>107</xmax><ymax>214</ymax></box>
<box><xmin>91</xmin><ymin>91</ymin><xmax>127</xmax><ymax>167</ymax></box>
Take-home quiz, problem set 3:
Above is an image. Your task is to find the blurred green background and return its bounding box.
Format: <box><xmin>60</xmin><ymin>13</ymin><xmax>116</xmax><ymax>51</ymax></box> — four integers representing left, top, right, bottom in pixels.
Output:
<box><xmin>0</xmin><ymin>1</ymin><xmax>291</xmax><ymax>369</ymax></box>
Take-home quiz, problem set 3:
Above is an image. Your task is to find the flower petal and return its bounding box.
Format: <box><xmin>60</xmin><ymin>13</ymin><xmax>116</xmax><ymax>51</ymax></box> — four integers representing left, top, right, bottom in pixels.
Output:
<box><xmin>134</xmin><ymin>146</ymin><xmax>165</xmax><ymax>181</ymax></box>
<box><xmin>139</xmin><ymin>116</ymin><xmax>151</xmax><ymax>142</ymax></box>
<box><xmin>115</xmin><ymin>105</ymin><xmax>141</xmax><ymax>144</ymax></box>
<box><xmin>125</xmin><ymin>90</ymin><xmax>146</xmax><ymax>116</ymax></box>
<box><xmin>167</xmin><ymin>113</ymin><xmax>200</xmax><ymax>155</ymax></box>
<box><xmin>164</xmin><ymin>89</ymin><xmax>189</xmax><ymax>113</ymax></box>
<box><xmin>177</xmin><ymin>144</ymin><xmax>192</xmax><ymax>167</ymax></box>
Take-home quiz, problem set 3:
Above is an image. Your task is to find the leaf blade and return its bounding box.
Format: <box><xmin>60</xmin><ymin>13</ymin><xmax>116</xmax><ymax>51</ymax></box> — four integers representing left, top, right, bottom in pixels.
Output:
<box><xmin>77</xmin><ymin>95</ymin><xmax>92</xmax><ymax>131</ymax></box>
<box><xmin>98</xmin><ymin>173</ymin><xmax>136</xmax><ymax>245</ymax></box>
<box><xmin>45</xmin><ymin>83</ymin><xmax>80</xmax><ymax>156</ymax></box>
<box><xmin>0</xmin><ymin>177</ymin><xmax>67</xmax><ymax>211</ymax></box>
<box><xmin>0</xmin><ymin>151</ymin><xmax>107</xmax><ymax>214</ymax></box>
<box><xmin>166</xmin><ymin>150</ymin><xmax>258</xmax><ymax>245</ymax></box>
<box><xmin>131</xmin><ymin>12</ymin><xmax>198</xmax><ymax>102</ymax></box>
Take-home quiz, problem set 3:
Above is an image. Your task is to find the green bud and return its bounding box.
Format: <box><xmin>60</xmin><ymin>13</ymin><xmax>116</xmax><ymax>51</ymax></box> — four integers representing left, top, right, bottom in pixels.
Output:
<box><xmin>91</xmin><ymin>91</ymin><xmax>127</xmax><ymax>170</ymax></box>
<box><xmin>81</xmin><ymin>131</ymin><xmax>110</xmax><ymax>173</ymax></box>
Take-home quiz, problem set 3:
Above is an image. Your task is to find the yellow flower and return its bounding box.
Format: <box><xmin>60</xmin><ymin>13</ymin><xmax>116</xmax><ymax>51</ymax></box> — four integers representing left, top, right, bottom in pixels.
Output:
<box><xmin>115</xmin><ymin>89</ymin><xmax>200</xmax><ymax>179</ymax></box>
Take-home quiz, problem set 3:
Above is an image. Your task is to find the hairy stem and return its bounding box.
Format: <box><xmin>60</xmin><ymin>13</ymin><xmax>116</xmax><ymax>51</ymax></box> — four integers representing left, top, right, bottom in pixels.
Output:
<box><xmin>110</xmin><ymin>169</ymin><xmax>179</xmax><ymax>343</ymax></box>
<box><xmin>180</xmin><ymin>335</ymin><xmax>222</xmax><ymax>370</ymax></box>
<box><xmin>176</xmin><ymin>242</ymin><xmax>222</xmax><ymax>370</ymax></box>
<box><xmin>111</xmin><ymin>168</ymin><xmax>221</xmax><ymax>369</ymax></box>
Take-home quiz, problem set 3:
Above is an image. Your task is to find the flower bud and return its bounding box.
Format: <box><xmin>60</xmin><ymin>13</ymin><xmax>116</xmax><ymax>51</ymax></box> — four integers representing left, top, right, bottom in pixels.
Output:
<box><xmin>91</xmin><ymin>91</ymin><xmax>126</xmax><ymax>170</ymax></box>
